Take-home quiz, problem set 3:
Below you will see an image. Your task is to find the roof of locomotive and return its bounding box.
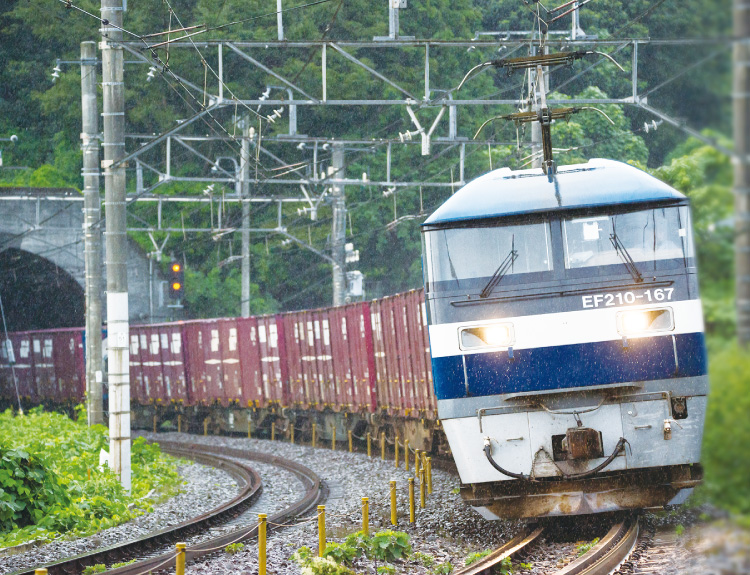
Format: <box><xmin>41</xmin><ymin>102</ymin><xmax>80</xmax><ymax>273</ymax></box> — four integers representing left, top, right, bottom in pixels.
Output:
<box><xmin>423</xmin><ymin>158</ymin><xmax>686</xmax><ymax>226</ymax></box>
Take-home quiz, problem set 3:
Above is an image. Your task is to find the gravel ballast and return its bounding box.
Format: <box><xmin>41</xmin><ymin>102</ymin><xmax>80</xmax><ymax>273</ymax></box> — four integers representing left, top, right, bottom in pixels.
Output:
<box><xmin>138</xmin><ymin>432</ymin><xmax>524</xmax><ymax>575</ymax></box>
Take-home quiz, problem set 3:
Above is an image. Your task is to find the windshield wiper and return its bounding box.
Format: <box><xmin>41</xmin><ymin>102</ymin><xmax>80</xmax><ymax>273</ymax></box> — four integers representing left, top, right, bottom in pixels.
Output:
<box><xmin>480</xmin><ymin>249</ymin><xmax>519</xmax><ymax>298</ymax></box>
<box><xmin>609</xmin><ymin>232</ymin><xmax>643</xmax><ymax>283</ymax></box>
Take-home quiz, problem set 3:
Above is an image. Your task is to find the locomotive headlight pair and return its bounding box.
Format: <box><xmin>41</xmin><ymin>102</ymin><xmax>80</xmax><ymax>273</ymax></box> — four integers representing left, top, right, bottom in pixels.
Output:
<box><xmin>617</xmin><ymin>308</ymin><xmax>674</xmax><ymax>336</ymax></box>
<box><xmin>459</xmin><ymin>323</ymin><xmax>514</xmax><ymax>349</ymax></box>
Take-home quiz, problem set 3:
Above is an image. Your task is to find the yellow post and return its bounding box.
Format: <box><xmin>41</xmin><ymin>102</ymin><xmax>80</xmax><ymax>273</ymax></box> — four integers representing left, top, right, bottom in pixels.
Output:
<box><xmin>175</xmin><ymin>542</ymin><xmax>186</xmax><ymax>575</ymax></box>
<box><xmin>415</xmin><ymin>449</ymin><xmax>421</xmax><ymax>477</ymax></box>
<box><xmin>248</xmin><ymin>419</ymin><xmax>252</xmax><ymax>439</ymax></box>
<box><xmin>380</xmin><ymin>432</ymin><xmax>385</xmax><ymax>460</ymax></box>
<box><xmin>177</xmin><ymin>414</ymin><xmax>182</xmax><ymax>433</ymax></box>
<box><xmin>390</xmin><ymin>480</ymin><xmax>397</xmax><ymax>526</ymax></box>
<box><xmin>317</xmin><ymin>505</ymin><xmax>326</xmax><ymax>557</ymax></box>
<box><xmin>291</xmin><ymin>423</ymin><xmax>295</xmax><ymax>444</ymax></box>
<box><xmin>203</xmin><ymin>417</ymin><xmax>209</xmax><ymax>436</ymax></box>
<box><xmin>361</xmin><ymin>497</ymin><xmax>369</xmax><ymax>536</ymax></box>
<box><xmin>331</xmin><ymin>425</ymin><xmax>336</xmax><ymax>451</ymax></box>
<box><xmin>258</xmin><ymin>513</ymin><xmax>267</xmax><ymax>575</ymax></box>
<box><xmin>348</xmin><ymin>430</ymin><xmax>353</xmax><ymax>452</ymax></box>
<box><xmin>408</xmin><ymin>477</ymin><xmax>415</xmax><ymax>523</ymax></box>
<box><xmin>153</xmin><ymin>413</ymin><xmax>157</xmax><ymax>434</ymax></box>
<box><xmin>419</xmin><ymin>469</ymin><xmax>426</xmax><ymax>508</ymax></box>
<box><xmin>367</xmin><ymin>432</ymin><xmax>372</xmax><ymax>457</ymax></box>
<box><xmin>312</xmin><ymin>423</ymin><xmax>317</xmax><ymax>448</ymax></box>
<box><xmin>394</xmin><ymin>436</ymin><xmax>399</xmax><ymax>467</ymax></box>
<box><xmin>34</xmin><ymin>569</ymin><xmax>47</xmax><ymax>575</ymax></box>
<box><xmin>426</xmin><ymin>456</ymin><xmax>433</xmax><ymax>494</ymax></box>
<box><xmin>404</xmin><ymin>439</ymin><xmax>410</xmax><ymax>470</ymax></box>
<box><xmin>271</xmin><ymin>421</ymin><xmax>276</xmax><ymax>441</ymax></box>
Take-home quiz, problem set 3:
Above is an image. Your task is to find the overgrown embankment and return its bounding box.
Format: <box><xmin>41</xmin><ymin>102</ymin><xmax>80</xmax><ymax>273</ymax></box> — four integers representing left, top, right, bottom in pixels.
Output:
<box><xmin>0</xmin><ymin>407</ymin><xmax>181</xmax><ymax>548</ymax></box>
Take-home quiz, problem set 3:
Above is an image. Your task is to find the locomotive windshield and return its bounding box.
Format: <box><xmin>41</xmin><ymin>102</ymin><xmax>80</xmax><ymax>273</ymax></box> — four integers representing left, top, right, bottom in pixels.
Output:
<box><xmin>563</xmin><ymin>206</ymin><xmax>693</xmax><ymax>274</ymax></box>
<box><xmin>423</xmin><ymin>222</ymin><xmax>553</xmax><ymax>291</ymax></box>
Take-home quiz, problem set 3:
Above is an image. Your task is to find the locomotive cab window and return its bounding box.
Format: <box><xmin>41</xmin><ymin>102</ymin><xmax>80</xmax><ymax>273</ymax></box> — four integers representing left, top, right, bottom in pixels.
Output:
<box><xmin>562</xmin><ymin>206</ymin><xmax>693</xmax><ymax>276</ymax></box>
<box><xmin>423</xmin><ymin>221</ymin><xmax>553</xmax><ymax>292</ymax></box>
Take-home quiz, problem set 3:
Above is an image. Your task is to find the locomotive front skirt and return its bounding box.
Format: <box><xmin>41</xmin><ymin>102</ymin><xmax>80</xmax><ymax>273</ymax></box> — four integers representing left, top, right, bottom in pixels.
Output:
<box><xmin>421</xmin><ymin>159</ymin><xmax>707</xmax><ymax>519</ymax></box>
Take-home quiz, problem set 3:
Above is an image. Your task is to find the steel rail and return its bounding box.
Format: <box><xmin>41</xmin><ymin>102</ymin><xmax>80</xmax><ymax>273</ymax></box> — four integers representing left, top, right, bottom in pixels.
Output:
<box><xmin>7</xmin><ymin>444</ymin><xmax>262</xmax><ymax>575</ymax></box>
<box><xmin>554</xmin><ymin>516</ymin><xmax>639</xmax><ymax>575</ymax></box>
<box><xmin>452</xmin><ymin>516</ymin><xmax>638</xmax><ymax>575</ymax></box>
<box><xmin>106</xmin><ymin>441</ymin><xmax>324</xmax><ymax>575</ymax></box>
<box><xmin>452</xmin><ymin>525</ymin><xmax>544</xmax><ymax>575</ymax></box>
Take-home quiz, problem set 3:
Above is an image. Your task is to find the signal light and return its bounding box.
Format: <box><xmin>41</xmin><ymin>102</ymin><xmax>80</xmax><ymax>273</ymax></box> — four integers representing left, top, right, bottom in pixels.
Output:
<box><xmin>169</xmin><ymin>261</ymin><xmax>184</xmax><ymax>299</ymax></box>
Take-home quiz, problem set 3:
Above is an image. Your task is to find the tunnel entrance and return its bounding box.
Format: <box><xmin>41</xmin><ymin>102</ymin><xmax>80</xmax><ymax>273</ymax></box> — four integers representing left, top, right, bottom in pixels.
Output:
<box><xmin>0</xmin><ymin>248</ymin><xmax>84</xmax><ymax>331</ymax></box>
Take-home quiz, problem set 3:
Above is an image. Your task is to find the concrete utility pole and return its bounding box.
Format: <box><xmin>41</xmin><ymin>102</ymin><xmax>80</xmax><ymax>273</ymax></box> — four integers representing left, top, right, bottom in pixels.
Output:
<box><xmin>331</xmin><ymin>144</ymin><xmax>347</xmax><ymax>306</ymax></box>
<box><xmin>101</xmin><ymin>0</ymin><xmax>131</xmax><ymax>491</ymax></box>
<box><xmin>80</xmin><ymin>41</ymin><xmax>104</xmax><ymax>426</ymax></box>
<box><xmin>735</xmin><ymin>0</ymin><xmax>750</xmax><ymax>346</ymax></box>
<box><xmin>241</xmin><ymin>118</ymin><xmax>251</xmax><ymax>317</ymax></box>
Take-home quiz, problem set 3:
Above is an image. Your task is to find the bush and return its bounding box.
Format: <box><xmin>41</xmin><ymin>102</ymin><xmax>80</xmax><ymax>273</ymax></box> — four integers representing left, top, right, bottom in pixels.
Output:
<box><xmin>701</xmin><ymin>343</ymin><xmax>750</xmax><ymax>515</ymax></box>
<box><xmin>367</xmin><ymin>530</ymin><xmax>411</xmax><ymax>562</ymax></box>
<box><xmin>0</xmin><ymin>408</ymin><xmax>181</xmax><ymax>548</ymax></box>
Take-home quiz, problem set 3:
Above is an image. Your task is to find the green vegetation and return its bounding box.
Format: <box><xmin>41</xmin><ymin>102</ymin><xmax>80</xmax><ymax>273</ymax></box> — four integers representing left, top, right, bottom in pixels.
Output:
<box><xmin>433</xmin><ymin>562</ymin><xmax>454</xmax><ymax>575</ymax></box>
<box><xmin>464</xmin><ymin>550</ymin><xmax>491</xmax><ymax>565</ymax></box>
<box><xmin>576</xmin><ymin>538</ymin><xmax>600</xmax><ymax>557</ymax></box>
<box><xmin>81</xmin><ymin>565</ymin><xmax>106</xmax><ymax>575</ymax></box>
<box><xmin>367</xmin><ymin>530</ymin><xmax>412</xmax><ymax>562</ymax></box>
<box><xmin>414</xmin><ymin>551</ymin><xmax>435</xmax><ymax>567</ymax></box>
<box><xmin>294</xmin><ymin>530</ymin><xmax>413</xmax><ymax>574</ymax></box>
<box><xmin>0</xmin><ymin>408</ymin><xmax>181</xmax><ymax>549</ymax></box>
<box><xmin>224</xmin><ymin>542</ymin><xmax>245</xmax><ymax>554</ymax></box>
<box><xmin>700</xmin><ymin>344</ymin><xmax>750</xmax><ymax>516</ymax></box>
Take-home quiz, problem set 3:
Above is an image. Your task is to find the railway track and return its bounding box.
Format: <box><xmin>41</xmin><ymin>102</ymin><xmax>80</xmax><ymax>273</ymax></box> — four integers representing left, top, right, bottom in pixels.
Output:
<box><xmin>9</xmin><ymin>442</ymin><xmax>324</xmax><ymax>575</ymax></box>
<box><xmin>454</xmin><ymin>516</ymin><xmax>639</xmax><ymax>575</ymax></box>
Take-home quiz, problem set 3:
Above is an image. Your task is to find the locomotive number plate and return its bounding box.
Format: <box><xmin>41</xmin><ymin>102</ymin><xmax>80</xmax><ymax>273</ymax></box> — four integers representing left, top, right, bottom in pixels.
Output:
<box><xmin>582</xmin><ymin>288</ymin><xmax>674</xmax><ymax>308</ymax></box>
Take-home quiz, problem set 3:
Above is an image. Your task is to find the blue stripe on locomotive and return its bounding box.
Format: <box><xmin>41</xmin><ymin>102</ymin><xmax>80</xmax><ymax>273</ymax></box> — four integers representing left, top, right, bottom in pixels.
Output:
<box><xmin>432</xmin><ymin>332</ymin><xmax>707</xmax><ymax>400</ymax></box>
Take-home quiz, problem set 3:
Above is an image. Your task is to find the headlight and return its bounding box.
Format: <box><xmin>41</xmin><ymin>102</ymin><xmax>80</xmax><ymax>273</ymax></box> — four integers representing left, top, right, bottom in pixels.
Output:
<box><xmin>459</xmin><ymin>323</ymin><xmax>514</xmax><ymax>350</ymax></box>
<box><xmin>617</xmin><ymin>308</ymin><xmax>674</xmax><ymax>336</ymax></box>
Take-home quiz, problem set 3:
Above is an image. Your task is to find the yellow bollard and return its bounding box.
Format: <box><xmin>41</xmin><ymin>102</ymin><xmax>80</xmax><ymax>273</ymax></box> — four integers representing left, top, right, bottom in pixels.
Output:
<box><xmin>175</xmin><ymin>542</ymin><xmax>186</xmax><ymax>575</ymax></box>
<box><xmin>415</xmin><ymin>449</ymin><xmax>421</xmax><ymax>477</ymax></box>
<box><xmin>153</xmin><ymin>414</ymin><xmax>157</xmax><ymax>434</ymax></box>
<box><xmin>203</xmin><ymin>417</ymin><xmax>209</xmax><ymax>436</ymax></box>
<box><xmin>381</xmin><ymin>432</ymin><xmax>386</xmax><ymax>460</ymax></box>
<box><xmin>367</xmin><ymin>432</ymin><xmax>372</xmax><ymax>457</ymax></box>
<box><xmin>258</xmin><ymin>513</ymin><xmax>267</xmax><ymax>575</ymax></box>
<box><xmin>271</xmin><ymin>421</ymin><xmax>276</xmax><ymax>441</ymax></box>
<box><xmin>408</xmin><ymin>477</ymin><xmax>415</xmax><ymax>523</ymax></box>
<box><xmin>419</xmin><ymin>469</ymin><xmax>426</xmax><ymax>508</ymax></box>
<box><xmin>34</xmin><ymin>569</ymin><xmax>47</xmax><ymax>575</ymax></box>
<box><xmin>390</xmin><ymin>480</ymin><xmax>397</xmax><ymax>526</ymax></box>
<box><xmin>312</xmin><ymin>423</ymin><xmax>317</xmax><ymax>448</ymax></box>
<box><xmin>348</xmin><ymin>430</ymin><xmax>353</xmax><ymax>452</ymax></box>
<box><xmin>426</xmin><ymin>456</ymin><xmax>433</xmax><ymax>494</ymax></box>
<box><xmin>362</xmin><ymin>497</ymin><xmax>369</xmax><ymax>536</ymax></box>
<box><xmin>318</xmin><ymin>505</ymin><xmax>326</xmax><ymax>557</ymax></box>
<box><xmin>332</xmin><ymin>426</ymin><xmax>336</xmax><ymax>451</ymax></box>
<box><xmin>394</xmin><ymin>436</ymin><xmax>399</xmax><ymax>467</ymax></box>
<box><xmin>291</xmin><ymin>424</ymin><xmax>295</xmax><ymax>444</ymax></box>
<box><xmin>177</xmin><ymin>414</ymin><xmax>182</xmax><ymax>433</ymax></box>
<box><xmin>421</xmin><ymin>451</ymin><xmax>427</xmax><ymax>476</ymax></box>
<box><xmin>404</xmin><ymin>439</ymin><xmax>410</xmax><ymax>470</ymax></box>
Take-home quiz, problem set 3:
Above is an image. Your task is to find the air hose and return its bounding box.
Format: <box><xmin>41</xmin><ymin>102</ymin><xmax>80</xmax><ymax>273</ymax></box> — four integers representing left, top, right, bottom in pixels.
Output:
<box><xmin>483</xmin><ymin>436</ymin><xmax>628</xmax><ymax>481</ymax></box>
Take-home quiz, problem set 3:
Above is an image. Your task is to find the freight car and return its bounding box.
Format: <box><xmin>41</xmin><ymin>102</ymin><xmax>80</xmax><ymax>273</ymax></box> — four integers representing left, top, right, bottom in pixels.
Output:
<box><xmin>421</xmin><ymin>158</ymin><xmax>707</xmax><ymax>519</ymax></box>
<box><xmin>0</xmin><ymin>291</ymin><xmax>441</xmax><ymax>453</ymax></box>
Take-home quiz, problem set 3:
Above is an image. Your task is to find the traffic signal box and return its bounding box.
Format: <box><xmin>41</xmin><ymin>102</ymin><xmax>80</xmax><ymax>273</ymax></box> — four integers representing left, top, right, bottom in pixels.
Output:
<box><xmin>169</xmin><ymin>261</ymin><xmax>184</xmax><ymax>299</ymax></box>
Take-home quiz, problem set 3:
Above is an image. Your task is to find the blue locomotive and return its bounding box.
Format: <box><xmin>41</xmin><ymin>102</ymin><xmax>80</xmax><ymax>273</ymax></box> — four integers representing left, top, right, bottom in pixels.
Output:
<box><xmin>421</xmin><ymin>158</ymin><xmax>706</xmax><ymax>519</ymax></box>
